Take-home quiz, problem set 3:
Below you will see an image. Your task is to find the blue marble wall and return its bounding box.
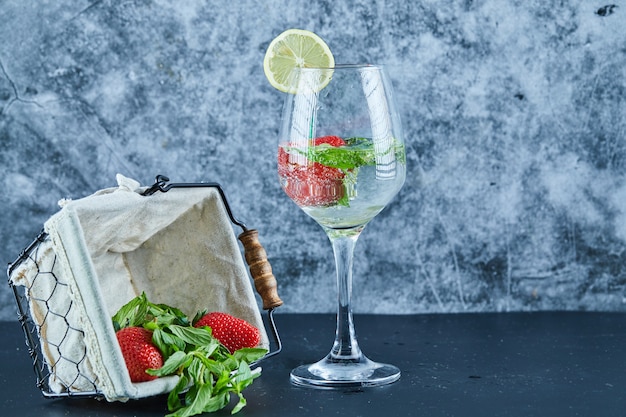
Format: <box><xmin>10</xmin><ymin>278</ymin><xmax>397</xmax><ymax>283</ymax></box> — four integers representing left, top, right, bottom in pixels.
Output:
<box><xmin>2</xmin><ymin>0</ymin><xmax>626</xmax><ymax>319</ymax></box>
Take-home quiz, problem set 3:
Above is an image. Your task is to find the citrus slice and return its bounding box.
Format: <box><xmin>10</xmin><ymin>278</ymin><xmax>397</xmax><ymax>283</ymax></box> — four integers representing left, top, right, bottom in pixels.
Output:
<box><xmin>263</xmin><ymin>29</ymin><xmax>335</xmax><ymax>93</ymax></box>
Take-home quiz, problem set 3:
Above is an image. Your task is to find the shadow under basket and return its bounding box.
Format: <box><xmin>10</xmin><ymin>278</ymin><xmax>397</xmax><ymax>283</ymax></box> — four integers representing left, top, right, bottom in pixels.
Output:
<box><xmin>7</xmin><ymin>175</ymin><xmax>283</xmax><ymax>401</ymax></box>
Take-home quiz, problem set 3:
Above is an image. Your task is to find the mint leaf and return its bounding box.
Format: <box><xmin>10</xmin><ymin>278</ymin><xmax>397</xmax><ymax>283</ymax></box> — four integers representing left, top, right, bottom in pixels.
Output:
<box><xmin>284</xmin><ymin>136</ymin><xmax>405</xmax><ymax>172</ymax></box>
<box><xmin>166</xmin><ymin>373</ymin><xmax>188</xmax><ymax>412</ymax></box>
<box><xmin>284</xmin><ymin>137</ymin><xmax>376</xmax><ymax>171</ymax></box>
<box><xmin>307</xmin><ymin>142</ymin><xmax>375</xmax><ymax>170</ymax></box>
<box><xmin>233</xmin><ymin>348</ymin><xmax>269</xmax><ymax>363</ymax></box>
<box><xmin>169</xmin><ymin>383</ymin><xmax>216</xmax><ymax>417</ymax></box>
<box><xmin>153</xmin><ymin>327</ymin><xmax>187</xmax><ymax>357</ymax></box>
<box><xmin>168</xmin><ymin>325</ymin><xmax>218</xmax><ymax>347</ymax></box>
<box><xmin>112</xmin><ymin>292</ymin><xmax>149</xmax><ymax>330</ymax></box>
<box><xmin>147</xmin><ymin>351</ymin><xmax>190</xmax><ymax>377</ymax></box>
<box><xmin>191</xmin><ymin>309</ymin><xmax>208</xmax><ymax>327</ymax></box>
<box><xmin>231</xmin><ymin>361</ymin><xmax>255</xmax><ymax>391</ymax></box>
<box><xmin>231</xmin><ymin>394</ymin><xmax>247</xmax><ymax>415</ymax></box>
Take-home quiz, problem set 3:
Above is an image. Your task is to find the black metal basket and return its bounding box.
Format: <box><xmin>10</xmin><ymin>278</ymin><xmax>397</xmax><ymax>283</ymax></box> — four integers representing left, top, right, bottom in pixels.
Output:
<box><xmin>7</xmin><ymin>175</ymin><xmax>282</xmax><ymax>399</ymax></box>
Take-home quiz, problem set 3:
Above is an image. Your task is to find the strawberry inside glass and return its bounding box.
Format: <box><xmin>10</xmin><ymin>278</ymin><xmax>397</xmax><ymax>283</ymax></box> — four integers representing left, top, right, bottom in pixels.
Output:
<box><xmin>278</xmin><ymin>135</ymin><xmax>346</xmax><ymax>207</ymax></box>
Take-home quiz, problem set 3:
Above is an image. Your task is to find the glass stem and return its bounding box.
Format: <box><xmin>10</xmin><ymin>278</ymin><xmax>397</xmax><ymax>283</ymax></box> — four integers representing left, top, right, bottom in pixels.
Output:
<box><xmin>327</xmin><ymin>229</ymin><xmax>364</xmax><ymax>362</ymax></box>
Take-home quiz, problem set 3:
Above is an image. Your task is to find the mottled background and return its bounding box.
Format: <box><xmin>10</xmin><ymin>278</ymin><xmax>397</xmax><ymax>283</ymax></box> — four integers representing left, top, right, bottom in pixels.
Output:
<box><xmin>2</xmin><ymin>0</ymin><xmax>626</xmax><ymax>320</ymax></box>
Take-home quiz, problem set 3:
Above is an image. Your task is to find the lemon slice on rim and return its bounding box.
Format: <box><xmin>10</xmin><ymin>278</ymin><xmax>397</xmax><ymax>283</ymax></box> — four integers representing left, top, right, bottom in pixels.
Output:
<box><xmin>263</xmin><ymin>28</ymin><xmax>335</xmax><ymax>93</ymax></box>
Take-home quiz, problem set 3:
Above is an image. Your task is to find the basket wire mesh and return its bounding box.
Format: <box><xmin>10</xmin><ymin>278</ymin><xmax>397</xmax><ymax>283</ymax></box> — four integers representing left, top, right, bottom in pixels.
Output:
<box><xmin>10</xmin><ymin>231</ymin><xmax>101</xmax><ymax>397</ymax></box>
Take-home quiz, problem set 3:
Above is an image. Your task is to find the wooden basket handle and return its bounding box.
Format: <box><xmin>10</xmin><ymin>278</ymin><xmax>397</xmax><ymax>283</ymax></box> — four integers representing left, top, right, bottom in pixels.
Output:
<box><xmin>238</xmin><ymin>229</ymin><xmax>283</xmax><ymax>310</ymax></box>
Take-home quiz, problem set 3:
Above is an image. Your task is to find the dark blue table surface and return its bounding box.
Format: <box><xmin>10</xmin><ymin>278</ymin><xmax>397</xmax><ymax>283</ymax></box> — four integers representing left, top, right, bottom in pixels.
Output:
<box><xmin>2</xmin><ymin>312</ymin><xmax>626</xmax><ymax>417</ymax></box>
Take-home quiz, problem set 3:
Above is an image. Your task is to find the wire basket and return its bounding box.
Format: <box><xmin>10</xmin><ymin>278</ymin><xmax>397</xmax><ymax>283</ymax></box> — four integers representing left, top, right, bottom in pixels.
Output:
<box><xmin>7</xmin><ymin>175</ymin><xmax>282</xmax><ymax>400</ymax></box>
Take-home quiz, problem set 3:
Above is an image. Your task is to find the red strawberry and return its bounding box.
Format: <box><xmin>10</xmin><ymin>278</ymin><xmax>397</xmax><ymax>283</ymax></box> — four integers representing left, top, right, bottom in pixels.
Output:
<box><xmin>194</xmin><ymin>312</ymin><xmax>261</xmax><ymax>354</ymax></box>
<box><xmin>278</xmin><ymin>135</ymin><xmax>346</xmax><ymax>207</ymax></box>
<box><xmin>314</xmin><ymin>135</ymin><xmax>345</xmax><ymax>147</ymax></box>
<box><xmin>116</xmin><ymin>327</ymin><xmax>163</xmax><ymax>382</ymax></box>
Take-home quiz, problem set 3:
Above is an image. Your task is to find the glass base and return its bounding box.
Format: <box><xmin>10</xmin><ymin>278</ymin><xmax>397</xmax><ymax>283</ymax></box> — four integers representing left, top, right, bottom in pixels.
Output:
<box><xmin>290</xmin><ymin>354</ymin><xmax>401</xmax><ymax>389</ymax></box>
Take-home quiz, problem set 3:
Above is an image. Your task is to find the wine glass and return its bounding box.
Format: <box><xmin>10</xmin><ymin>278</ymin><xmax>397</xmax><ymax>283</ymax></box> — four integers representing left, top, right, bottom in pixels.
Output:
<box><xmin>277</xmin><ymin>64</ymin><xmax>406</xmax><ymax>388</ymax></box>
